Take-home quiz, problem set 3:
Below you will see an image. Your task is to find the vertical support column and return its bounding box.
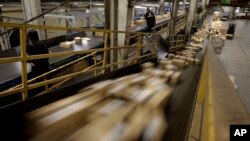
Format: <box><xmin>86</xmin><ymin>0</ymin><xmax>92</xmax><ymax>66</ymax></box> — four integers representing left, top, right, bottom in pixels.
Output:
<box><xmin>20</xmin><ymin>26</ymin><xmax>28</xmax><ymax>100</ymax></box>
<box><xmin>105</xmin><ymin>0</ymin><xmax>129</xmax><ymax>69</ymax></box>
<box><xmin>127</xmin><ymin>7</ymin><xmax>134</xmax><ymax>27</ymax></box>
<box><xmin>206</xmin><ymin>0</ymin><xmax>210</xmax><ymax>5</ymax></box>
<box><xmin>65</xmin><ymin>1</ymin><xmax>72</xmax><ymax>35</ymax></box>
<box><xmin>117</xmin><ymin>0</ymin><xmax>128</xmax><ymax>68</ymax></box>
<box><xmin>105</xmin><ymin>0</ymin><xmax>117</xmax><ymax>70</ymax></box>
<box><xmin>89</xmin><ymin>3</ymin><xmax>93</xmax><ymax>28</ymax></box>
<box><xmin>104</xmin><ymin>0</ymin><xmax>111</xmax><ymax>30</ymax></box>
<box><xmin>131</xmin><ymin>8</ymin><xmax>135</xmax><ymax>26</ymax></box>
<box><xmin>127</xmin><ymin>0</ymin><xmax>136</xmax><ymax>27</ymax></box>
<box><xmin>185</xmin><ymin>0</ymin><xmax>198</xmax><ymax>35</ymax></box>
<box><xmin>201</xmin><ymin>0</ymin><xmax>207</xmax><ymax>22</ymax></box>
<box><xmin>21</xmin><ymin>0</ymin><xmax>45</xmax><ymax>40</ymax></box>
<box><xmin>170</xmin><ymin>0</ymin><xmax>179</xmax><ymax>35</ymax></box>
<box><xmin>202</xmin><ymin>0</ymin><xmax>207</xmax><ymax>8</ymax></box>
<box><xmin>193</xmin><ymin>0</ymin><xmax>200</xmax><ymax>24</ymax></box>
<box><xmin>183</xmin><ymin>0</ymin><xmax>186</xmax><ymax>11</ymax></box>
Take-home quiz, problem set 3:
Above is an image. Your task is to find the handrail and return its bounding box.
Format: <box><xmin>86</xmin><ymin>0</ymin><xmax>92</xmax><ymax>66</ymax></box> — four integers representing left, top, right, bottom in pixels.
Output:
<box><xmin>0</xmin><ymin>22</ymin><xmax>159</xmax><ymax>35</ymax></box>
<box><xmin>1</xmin><ymin>53</ymin><xmax>155</xmax><ymax>94</ymax></box>
<box><xmin>168</xmin><ymin>34</ymin><xmax>186</xmax><ymax>52</ymax></box>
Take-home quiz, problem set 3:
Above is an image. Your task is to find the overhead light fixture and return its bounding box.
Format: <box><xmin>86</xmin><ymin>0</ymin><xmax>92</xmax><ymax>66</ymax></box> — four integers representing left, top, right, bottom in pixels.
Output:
<box><xmin>95</xmin><ymin>4</ymin><xmax>104</xmax><ymax>6</ymax></box>
<box><xmin>135</xmin><ymin>6</ymin><xmax>143</xmax><ymax>8</ymax></box>
<box><xmin>0</xmin><ymin>4</ymin><xmax>3</xmax><ymax>7</ymax></box>
<box><xmin>82</xmin><ymin>37</ymin><xmax>91</xmax><ymax>41</ymax></box>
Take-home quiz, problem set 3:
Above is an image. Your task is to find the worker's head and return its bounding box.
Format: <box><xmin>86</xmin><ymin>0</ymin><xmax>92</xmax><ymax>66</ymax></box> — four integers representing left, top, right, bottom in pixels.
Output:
<box><xmin>27</xmin><ymin>29</ymin><xmax>39</xmax><ymax>45</ymax></box>
<box><xmin>146</xmin><ymin>7</ymin><xmax>150</xmax><ymax>12</ymax></box>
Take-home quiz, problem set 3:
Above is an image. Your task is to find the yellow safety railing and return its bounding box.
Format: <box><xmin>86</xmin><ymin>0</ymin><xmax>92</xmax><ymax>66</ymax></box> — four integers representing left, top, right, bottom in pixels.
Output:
<box><xmin>168</xmin><ymin>34</ymin><xmax>186</xmax><ymax>52</ymax></box>
<box><xmin>0</xmin><ymin>22</ymin><xmax>159</xmax><ymax>101</ymax></box>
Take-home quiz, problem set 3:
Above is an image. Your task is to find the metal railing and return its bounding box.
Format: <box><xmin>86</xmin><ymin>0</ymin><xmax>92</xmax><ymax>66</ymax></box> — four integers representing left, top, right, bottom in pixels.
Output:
<box><xmin>152</xmin><ymin>13</ymin><xmax>188</xmax><ymax>33</ymax></box>
<box><xmin>168</xmin><ymin>34</ymin><xmax>186</xmax><ymax>52</ymax></box>
<box><xmin>0</xmin><ymin>22</ymin><xmax>159</xmax><ymax>101</ymax></box>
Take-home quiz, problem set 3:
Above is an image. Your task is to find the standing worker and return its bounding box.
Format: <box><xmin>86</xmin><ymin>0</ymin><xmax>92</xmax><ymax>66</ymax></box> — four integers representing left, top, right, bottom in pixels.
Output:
<box><xmin>26</xmin><ymin>29</ymin><xmax>50</xmax><ymax>78</ymax></box>
<box><xmin>144</xmin><ymin>7</ymin><xmax>156</xmax><ymax>37</ymax></box>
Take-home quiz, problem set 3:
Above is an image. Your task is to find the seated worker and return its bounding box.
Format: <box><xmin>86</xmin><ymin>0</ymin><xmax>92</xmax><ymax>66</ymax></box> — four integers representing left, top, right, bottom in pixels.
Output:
<box><xmin>26</xmin><ymin>29</ymin><xmax>50</xmax><ymax>78</ymax></box>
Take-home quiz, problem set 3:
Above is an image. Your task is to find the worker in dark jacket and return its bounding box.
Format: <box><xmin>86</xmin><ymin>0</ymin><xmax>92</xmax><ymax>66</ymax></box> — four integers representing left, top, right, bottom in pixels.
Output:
<box><xmin>144</xmin><ymin>7</ymin><xmax>156</xmax><ymax>36</ymax></box>
<box><xmin>26</xmin><ymin>29</ymin><xmax>50</xmax><ymax>78</ymax></box>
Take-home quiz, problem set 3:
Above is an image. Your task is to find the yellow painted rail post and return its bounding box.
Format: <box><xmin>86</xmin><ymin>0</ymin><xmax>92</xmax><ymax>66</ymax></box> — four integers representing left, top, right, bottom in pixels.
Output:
<box><xmin>124</xmin><ymin>32</ymin><xmax>131</xmax><ymax>66</ymax></box>
<box><xmin>94</xmin><ymin>53</ymin><xmax>97</xmax><ymax>76</ymax></box>
<box><xmin>136</xmin><ymin>33</ymin><xmax>142</xmax><ymax>63</ymax></box>
<box><xmin>102</xmin><ymin>32</ymin><xmax>108</xmax><ymax>74</ymax></box>
<box><xmin>171</xmin><ymin>35</ymin><xmax>174</xmax><ymax>50</ymax></box>
<box><xmin>20</xmin><ymin>25</ymin><xmax>28</xmax><ymax>100</ymax></box>
<box><xmin>44</xmin><ymin>76</ymin><xmax>49</xmax><ymax>91</ymax></box>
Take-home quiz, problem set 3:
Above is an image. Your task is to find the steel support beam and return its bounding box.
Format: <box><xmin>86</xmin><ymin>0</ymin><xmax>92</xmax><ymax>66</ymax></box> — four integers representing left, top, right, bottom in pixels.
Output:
<box><xmin>159</xmin><ymin>0</ymin><xmax>165</xmax><ymax>15</ymax></box>
<box><xmin>21</xmin><ymin>0</ymin><xmax>45</xmax><ymax>40</ymax></box>
<box><xmin>117</xmin><ymin>0</ymin><xmax>129</xmax><ymax>68</ymax></box>
<box><xmin>202</xmin><ymin>0</ymin><xmax>207</xmax><ymax>7</ymax></box>
<box><xmin>127</xmin><ymin>6</ymin><xmax>134</xmax><ymax>27</ymax></box>
<box><xmin>183</xmin><ymin>0</ymin><xmax>187</xmax><ymax>11</ymax></box>
<box><xmin>170</xmin><ymin>0</ymin><xmax>179</xmax><ymax>35</ymax></box>
<box><xmin>105</xmin><ymin>0</ymin><xmax>129</xmax><ymax>69</ymax></box>
<box><xmin>185</xmin><ymin>0</ymin><xmax>198</xmax><ymax>35</ymax></box>
<box><xmin>206</xmin><ymin>0</ymin><xmax>210</xmax><ymax>5</ymax></box>
<box><xmin>105</xmin><ymin>0</ymin><xmax>116</xmax><ymax>69</ymax></box>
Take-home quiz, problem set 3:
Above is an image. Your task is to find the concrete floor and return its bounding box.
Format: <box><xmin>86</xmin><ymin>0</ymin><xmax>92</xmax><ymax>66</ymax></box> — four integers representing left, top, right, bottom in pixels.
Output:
<box><xmin>218</xmin><ymin>19</ymin><xmax>250</xmax><ymax>113</ymax></box>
